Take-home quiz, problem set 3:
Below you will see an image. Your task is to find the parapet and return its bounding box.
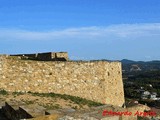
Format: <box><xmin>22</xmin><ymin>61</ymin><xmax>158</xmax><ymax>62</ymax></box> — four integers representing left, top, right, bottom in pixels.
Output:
<box><xmin>10</xmin><ymin>52</ymin><xmax>69</xmax><ymax>61</ymax></box>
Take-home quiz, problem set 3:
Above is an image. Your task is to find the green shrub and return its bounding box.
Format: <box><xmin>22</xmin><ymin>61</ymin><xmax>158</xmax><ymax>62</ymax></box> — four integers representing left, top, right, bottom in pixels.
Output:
<box><xmin>0</xmin><ymin>89</ymin><xmax>8</xmax><ymax>95</ymax></box>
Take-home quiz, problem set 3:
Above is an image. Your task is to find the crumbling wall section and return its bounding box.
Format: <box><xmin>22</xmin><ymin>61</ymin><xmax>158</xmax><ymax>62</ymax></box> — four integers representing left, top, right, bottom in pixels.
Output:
<box><xmin>37</xmin><ymin>52</ymin><xmax>52</xmax><ymax>60</ymax></box>
<box><xmin>55</xmin><ymin>52</ymin><xmax>69</xmax><ymax>60</ymax></box>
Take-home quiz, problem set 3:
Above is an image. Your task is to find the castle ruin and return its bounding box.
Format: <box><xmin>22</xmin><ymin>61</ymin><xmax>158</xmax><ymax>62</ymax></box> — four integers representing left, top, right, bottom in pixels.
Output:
<box><xmin>0</xmin><ymin>52</ymin><xmax>124</xmax><ymax>107</ymax></box>
<box><xmin>11</xmin><ymin>52</ymin><xmax>69</xmax><ymax>61</ymax></box>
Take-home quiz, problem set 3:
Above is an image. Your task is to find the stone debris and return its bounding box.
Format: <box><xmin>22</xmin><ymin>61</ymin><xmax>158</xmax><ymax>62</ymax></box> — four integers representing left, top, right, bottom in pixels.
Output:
<box><xmin>0</xmin><ymin>101</ymin><xmax>155</xmax><ymax>120</ymax></box>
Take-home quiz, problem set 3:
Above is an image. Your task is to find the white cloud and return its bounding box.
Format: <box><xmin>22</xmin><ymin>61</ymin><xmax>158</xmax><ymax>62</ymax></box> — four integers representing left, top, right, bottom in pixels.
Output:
<box><xmin>0</xmin><ymin>23</ymin><xmax>160</xmax><ymax>41</ymax></box>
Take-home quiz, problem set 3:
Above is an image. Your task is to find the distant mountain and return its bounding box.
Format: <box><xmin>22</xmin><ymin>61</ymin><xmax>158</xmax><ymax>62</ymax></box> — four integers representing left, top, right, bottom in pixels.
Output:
<box><xmin>121</xmin><ymin>59</ymin><xmax>160</xmax><ymax>72</ymax></box>
<box><xmin>121</xmin><ymin>59</ymin><xmax>135</xmax><ymax>64</ymax></box>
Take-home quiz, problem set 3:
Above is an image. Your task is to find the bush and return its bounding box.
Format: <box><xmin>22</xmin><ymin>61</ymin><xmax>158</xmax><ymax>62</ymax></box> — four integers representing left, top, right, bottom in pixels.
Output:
<box><xmin>0</xmin><ymin>89</ymin><xmax>8</xmax><ymax>95</ymax></box>
<box><xmin>12</xmin><ymin>91</ymin><xmax>24</xmax><ymax>96</ymax></box>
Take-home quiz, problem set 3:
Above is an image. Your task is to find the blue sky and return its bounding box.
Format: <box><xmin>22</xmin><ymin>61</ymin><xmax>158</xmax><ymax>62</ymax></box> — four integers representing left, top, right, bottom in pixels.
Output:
<box><xmin>0</xmin><ymin>0</ymin><xmax>160</xmax><ymax>61</ymax></box>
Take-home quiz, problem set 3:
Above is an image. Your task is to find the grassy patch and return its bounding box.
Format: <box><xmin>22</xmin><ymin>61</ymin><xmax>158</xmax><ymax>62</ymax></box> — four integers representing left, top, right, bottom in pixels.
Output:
<box><xmin>28</xmin><ymin>92</ymin><xmax>104</xmax><ymax>107</ymax></box>
<box><xmin>39</xmin><ymin>103</ymin><xmax>61</xmax><ymax>109</ymax></box>
<box><xmin>12</xmin><ymin>91</ymin><xmax>24</xmax><ymax>96</ymax></box>
<box><xmin>0</xmin><ymin>89</ymin><xmax>8</xmax><ymax>95</ymax></box>
<box><xmin>21</xmin><ymin>99</ymin><xmax>35</xmax><ymax>105</ymax></box>
<box><xmin>137</xmin><ymin>116</ymin><xmax>150</xmax><ymax>120</ymax></box>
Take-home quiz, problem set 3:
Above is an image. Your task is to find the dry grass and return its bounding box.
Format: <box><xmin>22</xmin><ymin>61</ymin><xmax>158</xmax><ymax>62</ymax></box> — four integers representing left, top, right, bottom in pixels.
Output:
<box><xmin>0</xmin><ymin>90</ymin><xmax>103</xmax><ymax>110</ymax></box>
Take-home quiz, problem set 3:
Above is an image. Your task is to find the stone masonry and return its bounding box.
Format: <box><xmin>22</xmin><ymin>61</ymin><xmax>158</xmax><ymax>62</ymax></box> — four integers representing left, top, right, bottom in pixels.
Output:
<box><xmin>0</xmin><ymin>53</ymin><xmax>124</xmax><ymax>107</ymax></box>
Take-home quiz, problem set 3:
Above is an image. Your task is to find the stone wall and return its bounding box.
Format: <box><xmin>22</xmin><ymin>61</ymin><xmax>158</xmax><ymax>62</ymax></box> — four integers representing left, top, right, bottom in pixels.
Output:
<box><xmin>55</xmin><ymin>52</ymin><xmax>68</xmax><ymax>60</ymax></box>
<box><xmin>0</xmin><ymin>55</ymin><xmax>6</xmax><ymax>81</ymax></box>
<box><xmin>0</xmin><ymin>57</ymin><xmax>2</xmax><ymax>79</ymax></box>
<box><xmin>0</xmin><ymin>55</ymin><xmax>124</xmax><ymax>107</ymax></box>
<box><xmin>37</xmin><ymin>52</ymin><xmax>53</xmax><ymax>60</ymax></box>
<box><xmin>11</xmin><ymin>53</ymin><xmax>38</xmax><ymax>60</ymax></box>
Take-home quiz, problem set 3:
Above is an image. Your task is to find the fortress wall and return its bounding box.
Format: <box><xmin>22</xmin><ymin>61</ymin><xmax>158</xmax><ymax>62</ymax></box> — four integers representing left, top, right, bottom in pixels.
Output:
<box><xmin>0</xmin><ymin>55</ymin><xmax>7</xmax><ymax>80</ymax></box>
<box><xmin>0</xmin><ymin>57</ymin><xmax>2</xmax><ymax>79</ymax></box>
<box><xmin>37</xmin><ymin>52</ymin><xmax>53</xmax><ymax>60</ymax></box>
<box><xmin>56</xmin><ymin>52</ymin><xmax>69</xmax><ymax>60</ymax></box>
<box><xmin>0</xmin><ymin>56</ymin><xmax>124</xmax><ymax>106</ymax></box>
<box><xmin>104</xmin><ymin>62</ymin><xmax>124</xmax><ymax>106</ymax></box>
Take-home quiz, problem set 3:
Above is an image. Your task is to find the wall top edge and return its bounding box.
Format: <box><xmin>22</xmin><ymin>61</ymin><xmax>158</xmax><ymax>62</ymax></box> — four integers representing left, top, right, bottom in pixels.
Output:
<box><xmin>1</xmin><ymin>57</ymin><xmax>121</xmax><ymax>63</ymax></box>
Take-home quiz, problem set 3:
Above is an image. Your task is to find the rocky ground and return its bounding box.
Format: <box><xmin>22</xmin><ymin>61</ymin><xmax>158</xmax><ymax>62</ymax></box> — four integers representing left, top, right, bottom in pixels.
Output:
<box><xmin>0</xmin><ymin>90</ymin><xmax>102</xmax><ymax>111</ymax></box>
<box><xmin>0</xmin><ymin>90</ymin><xmax>160</xmax><ymax>120</ymax></box>
<box><xmin>0</xmin><ymin>90</ymin><xmax>103</xmax><ymax>120</ymax></box>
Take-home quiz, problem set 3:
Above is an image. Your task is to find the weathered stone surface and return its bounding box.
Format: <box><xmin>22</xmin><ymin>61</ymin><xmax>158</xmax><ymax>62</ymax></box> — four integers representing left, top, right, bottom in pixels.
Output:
<box><xmin>19</xmin><ymin>105</ymin><xmax>46</xmax><ymax>118</ymax></box>
<box><xmin>1</xmin><ymin>101</ymin><xmax>152</xmax><ymax>120</ymax></box>
<box><xmin>2</xmin><ymin>101</ymin><xmax>26</xmax><ymax>120</ymax></box>
<box><xmin>27</xmin><ymin>114</ymin><xmax>59</xmax><ymax>120</ymax></box>
<box><xmin>0</xmin><ymin>55</ymin><xmax>124</xmax><ymax>107</ymax></box>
